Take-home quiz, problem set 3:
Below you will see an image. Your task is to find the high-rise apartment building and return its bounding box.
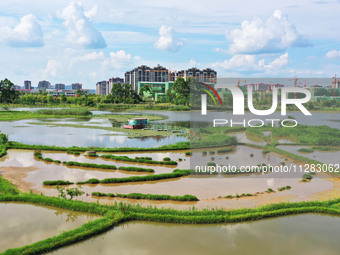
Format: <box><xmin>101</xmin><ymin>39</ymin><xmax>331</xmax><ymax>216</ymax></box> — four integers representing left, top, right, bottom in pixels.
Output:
<box><xmin>71</xmin><ymin>83</ymin><xmax>82</xmax><ymax>90</ymax></box>
<box><xmin>125</xmin><ymin>65</ymin><xmax>216</xmax><ymax>91</ymax></box>
<box><xmin>106</xmin><ymin>77</ymin><xmax>124</xmax><ymax>95</ymax></box>
<box><xmin>24</xmin><ymin>80</ymin><xmax>32</xmax><ymax>90</ymax></box>
<box><xmin>55</xmin><ymin>83</ymin><xmax>65</xmax><ymax>90</ymax></box>
<box><xmin>96</xmin><ymin>81</ymin><xmax>107</xmax><ymax>95</ymax></box>
<box><xmin>37</xmin><ymin>80</ymin><xmax>51</xmax><ymax>89</ymax></box>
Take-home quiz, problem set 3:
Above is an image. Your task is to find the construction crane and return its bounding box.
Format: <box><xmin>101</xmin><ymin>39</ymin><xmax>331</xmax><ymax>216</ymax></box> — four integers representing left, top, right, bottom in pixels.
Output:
<box><xmin>332</xmin><ymin>74</ymin><xmax>337</xmax><ymax>97</ymax></box>
<box><xmin>289</xmin><ymin>75</ymin><xmax>299</xmax><ymax>99</ymax></box>
<box><xmin>237</xmin><ymin>79</ymin><xmax>246</xmax><ymax>88</ymax></box>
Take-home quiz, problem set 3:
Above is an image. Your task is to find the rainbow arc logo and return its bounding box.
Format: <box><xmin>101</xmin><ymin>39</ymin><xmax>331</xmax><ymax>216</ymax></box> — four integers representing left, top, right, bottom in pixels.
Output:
<box><xmin>202</xmin><ymin>84</ymin><xmax>222</xmax><ymax>106</ymax></box>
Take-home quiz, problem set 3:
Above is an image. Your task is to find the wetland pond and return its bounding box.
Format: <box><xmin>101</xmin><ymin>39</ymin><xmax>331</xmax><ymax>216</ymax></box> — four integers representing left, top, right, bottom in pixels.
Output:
<box><xmin>51</xmin><ymin>214</ymin><xmax>340</xmax><ymax>255</ymax></box>
<box><xmin>1</xmin><ymin>148</ymin><xmax>336</xmax><ymax>210</ymax></box>
<box><xmin>0</xmin><ymin>202</ymin><xmax>99</xmax><ymax>253</ymax></box>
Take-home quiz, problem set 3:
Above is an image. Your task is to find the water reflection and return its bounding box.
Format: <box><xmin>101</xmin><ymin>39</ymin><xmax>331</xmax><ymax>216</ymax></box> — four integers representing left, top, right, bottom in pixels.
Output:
<box><xmin>0</xmin><ymin>203</ymin><xmax>98</xmax><ymax>252</ymax></box>
<box><xmin>52</xmin><ymin>214</ymin><xmax>340</xmax><ymax>255</ymax></box>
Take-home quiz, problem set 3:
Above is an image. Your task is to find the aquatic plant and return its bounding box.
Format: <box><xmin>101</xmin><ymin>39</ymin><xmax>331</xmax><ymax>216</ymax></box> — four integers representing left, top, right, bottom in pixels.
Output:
<box><xmin>92</xmin><ymin>192</ymin><xmax>199</xmax><ymax>201</ymax></box>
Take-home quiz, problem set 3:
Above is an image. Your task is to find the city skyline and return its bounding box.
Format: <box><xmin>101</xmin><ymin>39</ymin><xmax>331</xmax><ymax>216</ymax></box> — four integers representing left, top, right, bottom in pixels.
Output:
<box><xmin>0</xmin><ymin>1</ymin><xmax>340</xmax><ymax>89</ymax></box>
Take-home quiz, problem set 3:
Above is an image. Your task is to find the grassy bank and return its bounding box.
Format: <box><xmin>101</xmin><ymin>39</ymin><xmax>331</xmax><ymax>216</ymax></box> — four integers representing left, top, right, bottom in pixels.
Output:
<box><xmin>0</xmin><ymin>177</ymin><xmax>20</xmax><ymax>195</ymax></box>
<box><xmin>0</xmin><ymin>109</ymin><xmax>92</xmax><ymax>121</ymax></box>
<box><xmin>8</xmin><ymin>141</ymin><xmax>191</xmax><ymax>152</ymax></box>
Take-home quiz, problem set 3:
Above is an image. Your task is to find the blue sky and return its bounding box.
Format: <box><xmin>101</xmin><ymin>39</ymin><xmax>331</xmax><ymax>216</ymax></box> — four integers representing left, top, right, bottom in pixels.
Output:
<box><xmin>0</xmin><ymin>0</ymin><xmax>339</xmax><ymax>89</ymax></box>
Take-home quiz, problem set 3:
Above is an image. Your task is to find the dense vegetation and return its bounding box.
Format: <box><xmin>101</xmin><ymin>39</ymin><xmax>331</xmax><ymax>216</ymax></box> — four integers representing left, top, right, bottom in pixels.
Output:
<box><xmin>248</xmin><ymin>125</ymin><xmax>340</xmax><ymax>146</ymax></box>
<box><xmin>8</xmin><ymin>141</ymin><xmax>191</xmax><ymax>152</ymax></box>
<box><xmin>92</xmin><ymin>192</ymin><xmax>199</xmax><ymax>201</ymax></box>
<box><xmin>100</xmin><ymin>154</ymin><xmax>178</xmax><ymax>165</ymax></box>
<box><xmin>42</xmin><ymin>169</ymin><xmax>191</xmax><ymax>186</ymax></box>
<box><xmin>76</xmin><ymin>169</ymin><xmax>190</xmax><ymax>185</ymax></box>
<box><xmin>298</xmin><ymin>148</ymin><xmax>314</xmax><ymax>153</ymax></box>
<box><xmin>63</xmin><ymin>161</ymin><xmax>117</xmax><ymax>170</ymax></box>
<box><xmin>0</xmin><ymin>79</ymin><xmax>19</xmax><ymax>103</ymax></box>
<box><xmin>118</xmin><ymin>166</ymin><xmax>154</xmax><ymax>173</ymax></box>
<box><xmin>35</xmin><ymin>108</ymin><xmax>92</xmax><ymax>116</ymax></box>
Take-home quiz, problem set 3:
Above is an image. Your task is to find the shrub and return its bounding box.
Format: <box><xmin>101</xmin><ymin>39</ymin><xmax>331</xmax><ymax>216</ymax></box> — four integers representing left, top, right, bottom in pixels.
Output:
<box><xmin>217</xmin><ymin>148</ymin><xmax>233</xmax><ymax>154</ymax></box>
<box><xmin>36</xmin><ymin>108</ymin><xmax>92</xmax><ymax>116</ymax></box>
<box><xmin>118</xmin><ymin>166</ymin><xmax>154</xmax><ymax>173</ymax></box>
<box><xmin>302</xmin><ymin>173</ymin><xmax>313</xmax><ymax>180</ymax></box>
<box><xmin>100</xmin><ymin>154</ymin><xmax>177</xmax><ymax>165</ymax></box>
<box><xmin>298</xmin><ymin>148</ymin><xmax>314</xmax><ymax>153</ymax></box>
<box><xmin>43</xmin><ymin>180</ymin><xmax>74</xmax><ymax>186</ymax></box>
<box><xmin>163</xmin><ymin>157</ymin><xmax>171</xmax><ymax>161</ymax></box>
<box><xmin>185</xmin><ymin>152</ymin><xmax>192</xmax><ymax>156</ymax></box>
<box><xmin>92</xmin><ymin>192</ymin><xmax>199</xmax><ymax>201</ymax></box>
<box><xmin>87</xmin><ymin>178</ymin><xmax>100</xmax><ymax>184</ymax></box>
<box><xmin>135</xmin><ymin>157</ymin><xmax>152</xmax><ymax>160</ymax></box>
<box><xmin>76</xmin><ymin>169</ymin><xmax>190</xmax><ymax>185</ymax></box>
<box><xmin>64</xmin><ymin>161</ymin><xmax>117</xmax><ymax>170</ymax></box>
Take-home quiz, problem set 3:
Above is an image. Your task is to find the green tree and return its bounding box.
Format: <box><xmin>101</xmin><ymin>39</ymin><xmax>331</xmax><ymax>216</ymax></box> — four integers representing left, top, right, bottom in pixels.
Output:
<box><xmin>55</xmin><ymin>186</ymin><xmax>84</xmax><ymax>200</ymax></box>
<box><xmin>61</xmin><ymin>94</ymin><xmax>67</xmax><ymax>103</ymax></box>
<box><xmin>172</xmin><ymin>77</ymin><xmax>190</xmax><ymax>106</ymax></box>
<box><xmin>139</xmin><ymin>84</ymin><xmax>153</xmax><ymax>98</ymax></box>
<box><xmin>0</xmin><ymin>79</ymin><xmax>19</xmax><ymax>103</ymax></box>
<box><xmin>0</xmin><ymin>133</ymin><xmax>8</xmax><ymax>145</ymax></box>
<box><xmin>111</xmin><ymin>83</ymin><xmax>124</xmax><ymax>103</ymax></box>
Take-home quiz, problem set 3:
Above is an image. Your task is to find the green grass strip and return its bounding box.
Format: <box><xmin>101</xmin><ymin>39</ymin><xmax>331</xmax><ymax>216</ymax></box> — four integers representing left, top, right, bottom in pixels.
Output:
<box><xmin>100</xmin><ymin>154</ymin><xmax>178</xmax><ymax>165</ymax></box>
<box><xmin>2</xmin><ymin>215</ymin><xmax>123</xmax><ymax>255</ymax></box>
<box><xmin>118</xmin><ymin>166</ymin><xmax>154</xmax><ymax>172</ymax></box>
<box><xmin>0</xmin><ymin>177</ymin><xmax>20</xmax><ymax>195</ymax></box>
<box><xmin>92</xmin><ymin>192</ymin><xmax>199</xmax><ymax>201</ymax></box>
<box><xmin>63</xmin><ymin>161</ymin><xmax>117</xmax><ymax>170</ymax></box>
<box><xmin>8</xmin><ymin>141</ymin><xmax>190</xmax><ymax>152</ymax></box>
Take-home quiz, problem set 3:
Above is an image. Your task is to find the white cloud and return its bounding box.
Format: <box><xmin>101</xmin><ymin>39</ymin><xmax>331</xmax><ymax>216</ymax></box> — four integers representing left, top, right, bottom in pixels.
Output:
<box><xmin>326</xmin><ymin>50</ymin><xmax>340</xmax><ymax>58</ymax></box>
<box><xmin>77</xmin><ymin>51</ymin><xmax>105</xmax><ymax>61</ymax></box>
<box><xmin>213</xmin><ymin>53</ymin><xmax>289</xmax><ymax>73</ymax></box>
<box><xmin>103</xmin><ymin>50</ymin><xmax>140</xmax><ymax>69</ymax></box>
<box><xmin>60</xmin><ymin>2</ymin><xmax>106</xmax><ymax>49</ymax></box>
<box><xmin>188</xmin><ymin>59</ymin><xmax>200</xmax><ymax>68</ymax></box>
<box><xmin>89</xmin><ymin>72</ymin><xmax>97</xmax><ymax>78</ymax></box>
<box><xmin>0</xmin><ymin>14</ymin><xmax>43</xmax><ymax>47</ymax></box>
<box><xmin>264</xmin><ymin>53</ymin><xmax>289</xmax><ymax>69</ymax></box>
<box><xmin>85</xmin><ymin>5</ymin><xmax>98</xmax><ymax>19</ymax></box>
<box><xmin>213</xmin><ymin>55</ymin><xmax>258</xmax><ymax>71</ymax></box>
<box><xmin>154</xmin><ymin>25</ymin><xmax>184</xmax><ymax>52</ymax></box>
<box><xmin>213</xmin><ymin>48</ymin><xmax>229</xmax><ymax>54</ymax></box>
<box><xmin>43</xmin><ymin>59</ymin><xmax>62</xmax><ymax>77</ymax></box>
<box><xmin>228</xmin><ymin>10</ymin><xmax>311</xmax><ymax>54</ymax></box>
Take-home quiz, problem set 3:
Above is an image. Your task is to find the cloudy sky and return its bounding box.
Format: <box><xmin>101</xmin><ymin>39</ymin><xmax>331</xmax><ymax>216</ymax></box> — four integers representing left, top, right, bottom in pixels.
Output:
<box><xmin>0</xmin><ymin>0</ymin><xmax>340</xmax><ymax>89</ymax></box>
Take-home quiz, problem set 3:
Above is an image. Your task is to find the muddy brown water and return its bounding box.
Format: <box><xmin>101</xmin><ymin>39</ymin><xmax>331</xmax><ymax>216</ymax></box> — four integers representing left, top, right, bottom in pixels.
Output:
<box><xmin>51</xmin><ymin>214</ymin><xmax>340</xmax><ymax>255</ymax></box>
<box><xmin>0</xmin><ymin>203</ymin><xmax>99</xmax><ymax>253</ymax></box>
<box><xmin>1</xmin><ymin>149</ymin><xmax>337</xmax><ymax>210</ymax></box>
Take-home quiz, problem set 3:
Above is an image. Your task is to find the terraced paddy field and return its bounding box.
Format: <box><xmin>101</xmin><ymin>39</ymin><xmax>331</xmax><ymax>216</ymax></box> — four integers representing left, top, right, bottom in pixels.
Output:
<box><xmin>1</xmin><ymin>108</ymin><xmax>340</xmax><ymax>254</ymax></box>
